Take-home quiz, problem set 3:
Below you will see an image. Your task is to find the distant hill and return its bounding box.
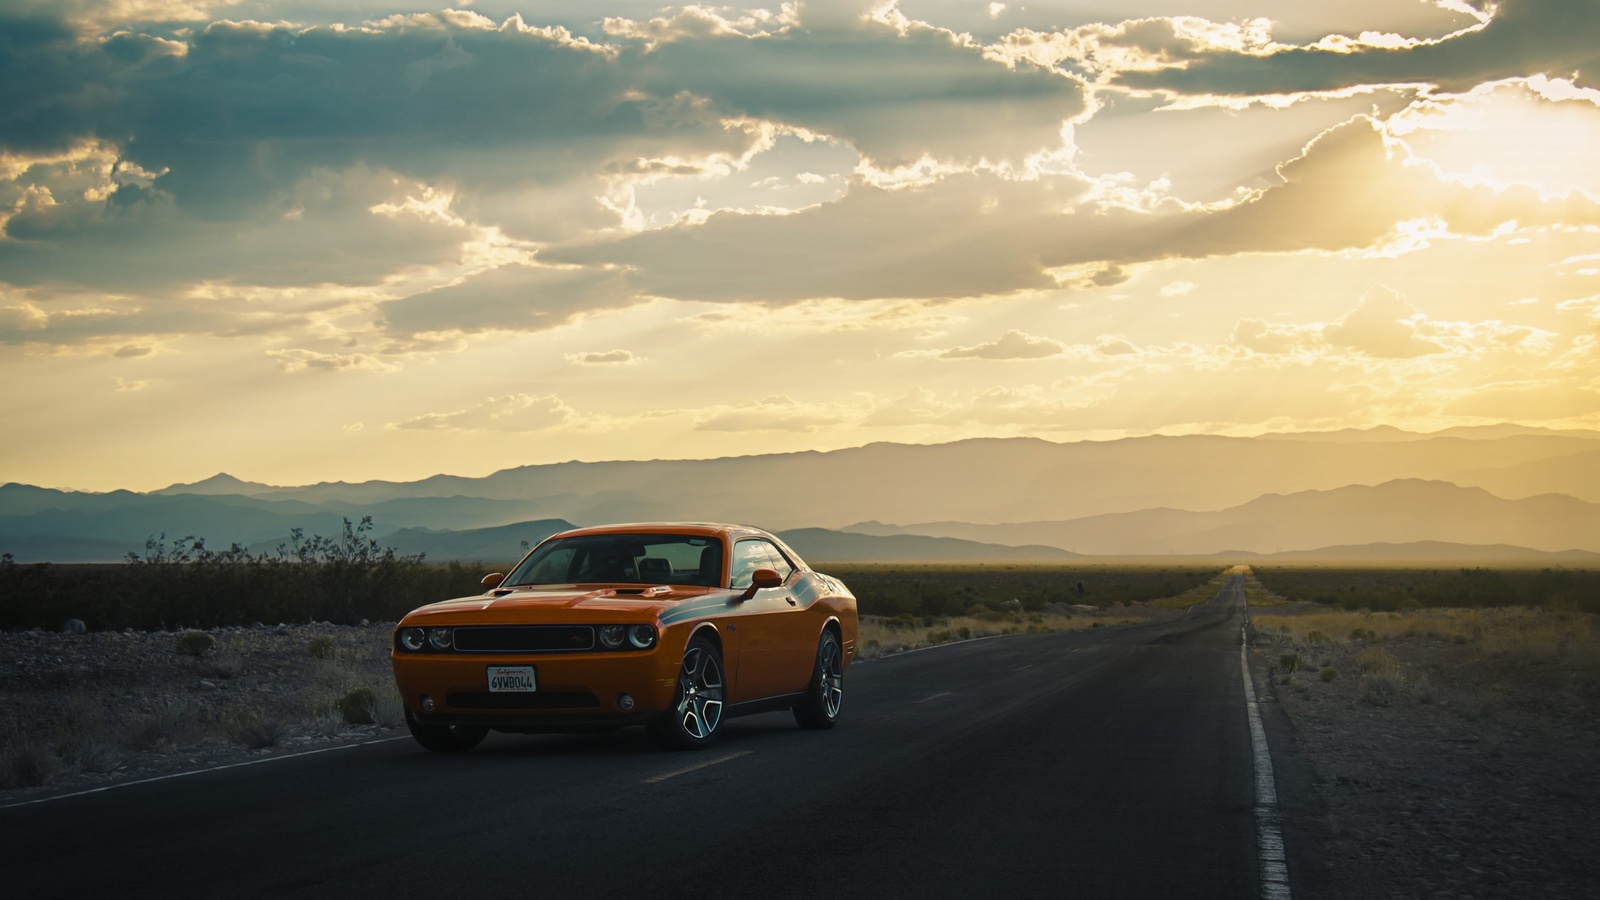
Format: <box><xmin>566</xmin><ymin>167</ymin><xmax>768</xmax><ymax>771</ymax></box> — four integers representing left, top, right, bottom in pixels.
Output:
<box><xmin>868</xmin><ymin>480</ymin><xmax>1600</xmax><ymax>555</ymax></box>
<box><xmin>0</xmin><ymin>535</ymin><xmax>142</xmax><ymax>563</ymax></box>
<box><xmin>368</xmin><ymin>519</ymin><xmax>575</xmax><ymax>565</ymax></box>
<box><xmin>775</xmin><ymin>527</ymin><xmax>1075</xmax><ymax>563</ymax></box>
<box><xmin>1447</xmin><ymin>449</ymin><xmax>1600</xmax><ymax>503</ymax></box>
<box><xmin>1242</xmin><ymin>541</ymin><xmax>1600</xmax><ymax>564</ymax></box>
<box><xmin>5</xmin><ymin>430</ymin><xmax>1599</xmax><ymax>562</ymax></box>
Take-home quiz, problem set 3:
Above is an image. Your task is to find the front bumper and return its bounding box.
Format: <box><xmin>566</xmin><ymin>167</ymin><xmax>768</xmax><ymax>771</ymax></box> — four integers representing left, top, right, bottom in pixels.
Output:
<box><xmin>391</xmin><ymin>648</ymin><xmax>679</xmax><ymax>725</ymax></box>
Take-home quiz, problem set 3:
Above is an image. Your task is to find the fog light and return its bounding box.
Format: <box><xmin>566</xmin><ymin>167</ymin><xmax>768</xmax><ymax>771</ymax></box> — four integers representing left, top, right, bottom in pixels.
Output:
<box><xmin>617</xmin><ymin>693</ymin><xmax>635</xmax><ymax>711</ymax></box>
<box><xmin>420</xmin><ymin>695</ymin><xmax>435</xmax><ymax>713</ymax></box>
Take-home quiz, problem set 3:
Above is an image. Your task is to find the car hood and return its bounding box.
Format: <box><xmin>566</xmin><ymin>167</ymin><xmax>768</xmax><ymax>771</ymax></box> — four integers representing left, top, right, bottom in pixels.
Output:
<box><xmin>400</xmin><ymin>585</ymin><xmax>725</xmax><ymax>624</ymax></box>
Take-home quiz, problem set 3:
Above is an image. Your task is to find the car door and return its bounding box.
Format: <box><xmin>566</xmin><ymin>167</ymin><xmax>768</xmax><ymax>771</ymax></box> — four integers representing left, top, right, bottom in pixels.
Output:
<box><xmin>728</xmin><ymin>539</ymin><xmax>812</xmax><ymax>701</ymax></box>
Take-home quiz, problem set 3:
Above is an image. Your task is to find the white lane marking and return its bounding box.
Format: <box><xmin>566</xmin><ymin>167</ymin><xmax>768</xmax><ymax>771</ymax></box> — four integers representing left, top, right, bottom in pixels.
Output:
<box><xmin>642</xmin><ymin>750</ymin><xmax>751</xmax><ymax>784</ymax></box>
<box><xmin>0</xmin><ymin>736</ymin><xmax>410</xmax><ymax>811</ymax></box>
<box><xmin>1242</xmin><ymin>600</ymin><xmax>1293</xmax><ymax>900</ymax></box>
<box><xmin>914</xmin><ymin>691</ymin><xmax>954</xmax><ymax>704</ymax></box>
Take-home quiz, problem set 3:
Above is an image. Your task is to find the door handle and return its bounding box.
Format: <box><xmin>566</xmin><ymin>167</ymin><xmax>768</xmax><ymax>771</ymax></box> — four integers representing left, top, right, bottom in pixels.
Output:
<box><xmin>785</xmin><ymin>596</ymin><xmax>797</xmax><ymax>606</ymax></box>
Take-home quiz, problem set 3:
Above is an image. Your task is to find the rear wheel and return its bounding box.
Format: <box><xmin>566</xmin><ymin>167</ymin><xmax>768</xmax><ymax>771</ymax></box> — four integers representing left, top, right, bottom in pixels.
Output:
<box><xmin>793</xmin><ymin>630</ymin><xmax>844</xmax><ymax>730</ymax></box>
<box><xmin>652</xmin><ymin>635</ymin><xmax>725</xmax><ymax>750</ymax></box>
<box><xmin>405</xmin><ymin>708</ymin><xmax>489</xmax><ymax>752</ymax></box>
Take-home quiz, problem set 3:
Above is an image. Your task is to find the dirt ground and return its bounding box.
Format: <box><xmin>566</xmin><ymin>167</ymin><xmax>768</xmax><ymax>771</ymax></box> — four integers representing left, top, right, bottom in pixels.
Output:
<box><xmin>1250</xmin><ymin>604</ymin><xmax>1600</xmax><ymax>900</ymax></box>
<box><xmin>0</xmin><ymin>623</ymin><xmax>407</xmax><ymax>801</ymax></box>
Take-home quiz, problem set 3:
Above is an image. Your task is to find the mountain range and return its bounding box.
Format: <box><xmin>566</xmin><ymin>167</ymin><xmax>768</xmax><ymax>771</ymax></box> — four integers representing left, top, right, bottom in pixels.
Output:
<box><xmin>2</xmin><ymin>427</ymin><xmax>1595</xmax><ymax>563</ymax></box>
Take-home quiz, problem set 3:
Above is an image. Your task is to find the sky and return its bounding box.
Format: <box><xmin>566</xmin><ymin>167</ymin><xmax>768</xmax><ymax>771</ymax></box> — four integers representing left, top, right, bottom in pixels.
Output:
<box><xmin>3</xmin><ymin>0</ymin><xmax>1599</xmax><ymax>492</ymax></box>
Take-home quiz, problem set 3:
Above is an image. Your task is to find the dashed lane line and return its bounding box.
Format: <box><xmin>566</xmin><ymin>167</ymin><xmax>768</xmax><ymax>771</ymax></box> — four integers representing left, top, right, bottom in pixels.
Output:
<box><xmin>642</xmin><ymin>750</ymin><xmax>752</xmax><ymax>784</ymax></box>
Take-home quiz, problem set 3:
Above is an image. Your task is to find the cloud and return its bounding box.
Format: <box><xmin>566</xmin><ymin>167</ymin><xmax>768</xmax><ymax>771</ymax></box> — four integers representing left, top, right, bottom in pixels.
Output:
<box><xmin>567</xmin><ymin>349</ymin><xmax>641</xmax><ymax>365</ymax></box>
<box><xmin>561</xmin><ymin>115</ymin><xmax>1600</xmax><ymax>306</ymax></box>
<box><xmin>1160</xmin><ymin>281</ymin><xmax>1197</xmax><ymax>297</ymax></box>
<box><xmin>393</xmin><ymin>394</ymin><xmax>575</xmax><ymax>432</ymax></box>
<box><xmin>1110</xmin><ymin>0</ymin><xmax>1600</xmax><ymax>97</ymax></box>
<box><xmin>267</xmin><ymin>348</ymin><xmax>399</xmax><ymax>373</ymax></box>
<box><xmin>691</xmin><ymin>395</ymin><xmax>858</xmax><ymax>433</ymax></box>
<box><xmin>939</xmin><ymin>329</ymin><xmax>1065</xmax><ymax>359</ymax></box>
<box><xmin>381</xmin><ymin>265</ymin><xmax>637</xmax><ymax>338</ymax></box>
<box><xmin>1322</xmin><ymin>287</ymin><xmax>1447</xmax><ymax>358</ymax></box>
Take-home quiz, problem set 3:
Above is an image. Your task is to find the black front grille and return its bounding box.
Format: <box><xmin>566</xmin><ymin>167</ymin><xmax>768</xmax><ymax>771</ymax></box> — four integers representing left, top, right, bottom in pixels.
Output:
<box><xmin>452</xmin><ymin>625</ymin><xmax>594</xmax><ymax>653</ymax></box>
<box><xmin>447</xmin><ymin>691</ymin><xmax>601</xmax><ymax>710</ymax></box>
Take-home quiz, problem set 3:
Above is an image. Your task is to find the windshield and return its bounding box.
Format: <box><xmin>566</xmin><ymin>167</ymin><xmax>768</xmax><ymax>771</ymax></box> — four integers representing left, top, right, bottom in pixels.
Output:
<box><xmin>505</xmin><ymin>533</ymin><xmax>725</xmax><ymax>588</ymax></box>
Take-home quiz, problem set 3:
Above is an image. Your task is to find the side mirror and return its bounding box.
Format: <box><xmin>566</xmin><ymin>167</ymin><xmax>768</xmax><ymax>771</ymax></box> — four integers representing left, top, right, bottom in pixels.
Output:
<box><xmin>741</xmin><ymin>568</ymin><xmax>783</xmax><ymax>599</ymax></box>
<box><xmin>481</xmin><ymin>572</ymin><xmax>506</xmax><ymax>590</ymax></box>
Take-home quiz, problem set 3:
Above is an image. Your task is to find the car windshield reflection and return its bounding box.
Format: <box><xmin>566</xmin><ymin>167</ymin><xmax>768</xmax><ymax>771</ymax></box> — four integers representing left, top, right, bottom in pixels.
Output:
<box><xmin>506</xmin><ymin>533</ymin><xmax>724</xmax><ymax>588</ymax></box>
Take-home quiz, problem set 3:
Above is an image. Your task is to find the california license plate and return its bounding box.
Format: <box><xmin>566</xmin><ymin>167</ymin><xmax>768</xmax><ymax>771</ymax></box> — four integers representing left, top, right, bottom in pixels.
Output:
<box><xmin>487</xmin><ymin>666</ymin><xmax>537</xmax><ymax>692</ymax></box>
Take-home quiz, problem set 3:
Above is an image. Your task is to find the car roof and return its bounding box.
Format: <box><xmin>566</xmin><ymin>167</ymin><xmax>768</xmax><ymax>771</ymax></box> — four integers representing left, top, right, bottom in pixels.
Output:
<box><xmin>546</xmin><ymin>522</ymin><xmax>774</xmax><ymax>542</ymax></box>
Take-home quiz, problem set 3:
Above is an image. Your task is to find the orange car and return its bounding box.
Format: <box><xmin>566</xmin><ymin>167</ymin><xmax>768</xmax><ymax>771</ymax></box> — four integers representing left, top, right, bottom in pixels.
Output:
<box><xmin>391</xmin><ymin>522</ymin><xmax>857</xmax><ymax>751</ymax></box>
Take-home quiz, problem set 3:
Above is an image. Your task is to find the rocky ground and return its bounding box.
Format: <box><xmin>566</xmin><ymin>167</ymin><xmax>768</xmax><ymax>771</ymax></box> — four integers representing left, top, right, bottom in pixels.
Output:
<box><xmin>0</xmin><ymin>622</ymin><xmax>407</xmax><ymax>802</ymax></box>
<box><xmin>1251</xmin><ymin>604</ymin><xmax>1600</xmax><ymax>900</ymax></box>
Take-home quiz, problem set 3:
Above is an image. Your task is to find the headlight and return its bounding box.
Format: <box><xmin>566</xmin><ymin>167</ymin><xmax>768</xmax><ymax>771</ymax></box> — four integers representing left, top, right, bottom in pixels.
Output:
<box><xmin>598</xmin><ymin>624</ymin><xmax>626</xmax><ymax>649</ymax></box>
<box><xmin>628</xmin><ymin>625</ymin><xmax>656</xmax><ymax>649</ymax></box>
<box><xmin>398</xmin><ymin>628</ymin><xmax>425</xmax><ymax>652</ymax></box>
<box><xmin>428</xmin><ymin>627</ymin><xmax>453</xmax><ymax>650</ymax></box>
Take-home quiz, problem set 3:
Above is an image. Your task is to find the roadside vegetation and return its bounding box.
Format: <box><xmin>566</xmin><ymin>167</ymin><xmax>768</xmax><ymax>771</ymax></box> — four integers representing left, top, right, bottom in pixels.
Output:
<box><xmin>0</xmin><ymin>518</ymin><xmax>486</xmax><ymax>632</ymax></box>
<box><xmin>1251</xmin><ymin>565</ymin><xmax>1600</xmax><ymax>614</ymax></box>
<box><xmin>1248</xmin><ymin>566</ymin><xmax>1599</xmax><ymax>725</ymax></box>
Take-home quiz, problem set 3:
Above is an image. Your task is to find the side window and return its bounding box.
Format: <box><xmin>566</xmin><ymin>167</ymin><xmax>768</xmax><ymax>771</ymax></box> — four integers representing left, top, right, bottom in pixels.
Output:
<box><xmin>729</xmin><ymin>540</ymin><xmax>764</xmax><ymax>590</ymax></box>
<box><xmin>731</xmin><ymin>540</ymin><xmax>793</xmax><ymax>589</ymax></box>
<box><xmin>761</xmin><ymin>542</ymin><xmax>795</xmax><ymax>582</ymax></box>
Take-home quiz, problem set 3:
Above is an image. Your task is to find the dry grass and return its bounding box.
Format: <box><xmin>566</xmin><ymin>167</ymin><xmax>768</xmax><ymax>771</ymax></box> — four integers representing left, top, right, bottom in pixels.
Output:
<box><xmin>1252</xmin><ymin>607</ymin><xmax>1600</xmax><ymax>670</ymax></box>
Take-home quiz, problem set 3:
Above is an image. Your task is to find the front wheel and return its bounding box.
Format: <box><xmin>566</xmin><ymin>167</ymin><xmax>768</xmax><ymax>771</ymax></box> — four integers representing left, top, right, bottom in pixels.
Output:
<box><xmin>793</xmin><ymin>630</ymin><xmax>844</xmax><ymax>730</ymax></box>
<box><xmin>405</xmin><ymin>708</ymin><xmax>489</xmax><ymax>752</ymax></box>
<box><xmin>652</xmin><ymin>635</ymin><xmax>725</xmax><ymax>750</ymax></box>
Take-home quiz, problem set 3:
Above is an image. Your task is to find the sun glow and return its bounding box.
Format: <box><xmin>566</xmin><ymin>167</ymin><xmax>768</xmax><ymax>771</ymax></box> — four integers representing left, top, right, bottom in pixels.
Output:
<box><xmin>1391</xmin><ymin>79</ymin><xmax>1600</xmax><ymax>198</ymax></box>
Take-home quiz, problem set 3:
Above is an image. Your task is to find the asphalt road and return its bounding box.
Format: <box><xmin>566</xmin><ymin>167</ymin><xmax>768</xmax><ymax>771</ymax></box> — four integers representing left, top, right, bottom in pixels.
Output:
<box><xmin>4</xmin><ymin>579</ymin><xmax>1267</xmax><ymax>899</ymax></box>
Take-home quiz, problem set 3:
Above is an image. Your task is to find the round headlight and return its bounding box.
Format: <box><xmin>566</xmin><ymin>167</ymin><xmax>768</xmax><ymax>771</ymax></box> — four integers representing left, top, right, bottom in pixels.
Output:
<box><xmin>428</xmin><ymin>627</ymin><xmax>452</xmax><ymax>650</ymax></box>
<box><xmin>598</xmin><ymin>624</ymin><xmax>626</xmax><ymax>649</ymax></box>
<box><xmin>628</xmin><ymin>624</ymin><xmax>656</xmax><ymax>649</ymax></box>
<box><xmin>398</xmin><ymin>628</ymin><xmax>425</xmax><ymax>652</ymax></box>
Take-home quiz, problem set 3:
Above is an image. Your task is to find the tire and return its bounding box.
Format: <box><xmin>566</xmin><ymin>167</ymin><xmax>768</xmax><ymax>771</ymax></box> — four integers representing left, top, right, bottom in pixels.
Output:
<box><xmin>793</xmin><ymin>629</ymin><xmax>844</xmax><ymax>730</ymax></box>
<box><xmin>652</xmin><ymin>634</ymin><xmax>725</xmax><ymax>750</ymax></box>
<box><xmin>405</xmin><ymin>708</ymin><xmax>489</xmax><ymax>752</ymax></box>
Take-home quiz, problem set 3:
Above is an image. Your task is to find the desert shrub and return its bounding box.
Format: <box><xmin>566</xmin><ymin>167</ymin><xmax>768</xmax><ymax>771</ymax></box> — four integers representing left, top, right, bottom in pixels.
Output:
<box><xmin>61</xmin><ymin>735</ymin><xmax>123</xmax><ymax>774</ymax></box>
<box><xmin>199</xmin><ymin>653</ymin><xmax>242</xmax><ymax>679</ymax></box>
<box><xmin>368</xmin><ymin>689</ymin><xmax>406</xmax><ymax>728</ymax></box>
<box><xmin>175</xmin><ymin>631</ymin><xmax>215</xmax><ymax>657</ymax></box>
<box><xmin>339</xmin><ymin>687</ymin><xmax>378</xmax><ymax>725</ymax></box>
<box><xmin>1305</xmin><ymin>630</ymin><xmax>1327</xmax><ymax>644</ymax></box>
<box><xmin>1279</xmin><ymin>653</ymin><xmax>1302</xmax><ymax>673</ymax></box>
<box><xmin>2</xmin><ymin>742</ymin><xmax>58</xmax><ymax>788</ymax></box>
<box><xmin>230</xmin><ymin>715</ymin><xmax>288</xmax><ymax>750</ymax></box>
<box><xmin>1320</xmin><ymin>666</ymin><xmax>1338</xmax><ymax>682</ymax></box>
<box><xmin>1412</xmin><ymin>675</ymin><xmax>1437</xmax><ymax>704</ymax></box>
<box><xmin>1350</xmin><ymin>627</ymin><xmax>1377</xmax><ymax>642</ymax></box>
<box><xmin>307</xmin><ymin>636</ymin><xmax>336</xmax><ymax>659</ymax></box>
<box><xmin>1358</xmin><ymin>647</ymin><xmax>1400</xmax><ymax>675</ymax></box>
<box><xmin>1357</xmin><ymin>672</ymin><xmax>1404</xmax><ymax>706</ymax></box>
<box><xmin>126</xmin><ymin>701</ymin><xmax>196</xmax><ymax>750</ymax></box>
<box><xmin>956</xmin><ymin>626</ymin><xmax>972</xmax><ymax>640</ymax></box>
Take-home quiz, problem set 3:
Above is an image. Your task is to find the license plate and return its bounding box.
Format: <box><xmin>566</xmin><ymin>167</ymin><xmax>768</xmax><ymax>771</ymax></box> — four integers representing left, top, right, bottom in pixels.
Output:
<box><xmin>487</xmin><ymin>666</ymin><xmax>537</xmax><ymax>692</ymax></box>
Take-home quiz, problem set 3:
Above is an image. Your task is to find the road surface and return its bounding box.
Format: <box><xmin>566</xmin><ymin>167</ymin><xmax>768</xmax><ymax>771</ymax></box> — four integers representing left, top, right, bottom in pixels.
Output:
<box><xmin>3</xmin><ymin>577</ymin><xmax>1278</xmax><ymax>899</ymax></box>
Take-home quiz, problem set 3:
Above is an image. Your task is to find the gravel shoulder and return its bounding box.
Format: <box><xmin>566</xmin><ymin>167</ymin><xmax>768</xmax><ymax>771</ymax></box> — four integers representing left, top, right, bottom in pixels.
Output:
<box><xmin>1</xmin><ymin>623</ymin><xmax>406</xmax><ymax>804</ymax></box>
<box><xmin>1251</xmin><ymin>603</ymin><xmax>1600</xmax><ymax>900</ymax></box>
